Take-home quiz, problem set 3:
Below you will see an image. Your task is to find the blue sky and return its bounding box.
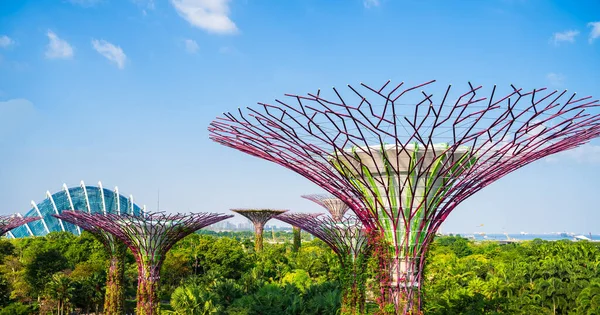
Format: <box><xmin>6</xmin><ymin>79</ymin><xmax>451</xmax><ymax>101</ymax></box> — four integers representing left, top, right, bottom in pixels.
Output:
<box><xmin>0</xmin><ymin>0</ymin><xmax>599</xmax><ymax>233</ymax></box>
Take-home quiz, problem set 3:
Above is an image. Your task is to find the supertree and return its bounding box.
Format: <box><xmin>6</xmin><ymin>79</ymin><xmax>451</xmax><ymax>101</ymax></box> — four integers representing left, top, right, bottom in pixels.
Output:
<box><xmin>277</xmin><ymin>213</ymin><xmax>369</xmax><ymax>314</ymax></box>
<box><xmin>231</xmin><ymin>209</ymin><xmax>287</xmax><ymax>252</ymax></box>
<box><xmin>209</xmin><ymin>80</ymin><xmax>600</xmax><ymax>313</ymax></box>
<box><xmin>55</xmin><ymin>210</ymin><xmax>232</xmax><ymax>315</ymax></box>
<box><xmin>302</xmin><ymin>194</ymin><xmax>350</xmax><ymax>222</ymax></box>
<box><xmin>0</xmin><ymin>215</ymin><xmax>40</xmax><ymax>237</ymax></box>
<box><xmin>52</xmin><ymin>213</ymin><xmax>128</xmax><ymax>315</ymax></box>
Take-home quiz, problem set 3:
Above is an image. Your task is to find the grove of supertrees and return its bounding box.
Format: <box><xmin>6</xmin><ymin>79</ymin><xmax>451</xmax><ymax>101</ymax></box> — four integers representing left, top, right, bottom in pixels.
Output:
<box><xmin>52</xmin><ymin>212</ymin><xmax>128</xmax><ymax>315</ymax></box>
<box><xmin>231</xmin><ymin>209</ymin><xmax>287</xmax><ymax>252</ymax></box>
<box><xmin>55</xmin><ymin>210</ymin><xmax>232</xmax><ymax>315</ymax></box>
<box><xmin>277</xmin><ymin>213</ymin><xmax>369</xmax><ymax>314</ymax></box>
<box><xmin>302</xmin><ymin>194</ymin><xmax>350</xmax><ymax>222</ymax></box>
<box><xmin>209</xmin><ymin>80</ymin><xmax>600</xmax><ymax>314</ymax></box>
<box><xmin>0</xmin><ymin>214</ymin><xmax>40</xmax><ymax>237</ymax></box>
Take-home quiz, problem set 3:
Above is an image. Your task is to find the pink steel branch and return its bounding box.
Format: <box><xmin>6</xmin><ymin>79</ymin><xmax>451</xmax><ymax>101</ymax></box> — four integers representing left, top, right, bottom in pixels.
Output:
<box><xmin>0</xmin><ymin>215</ymin><xmax>40</xmax><ymax>236</ymax></box>
<box><xmin>276</xmin><ymin>213</ymin><xmax>367</xmax><ymax>260</ymax></box>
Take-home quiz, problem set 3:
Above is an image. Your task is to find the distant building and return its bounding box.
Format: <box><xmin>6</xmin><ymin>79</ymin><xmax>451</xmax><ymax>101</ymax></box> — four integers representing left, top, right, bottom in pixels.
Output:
<box><xmin>8</xmin><ymin>181</ymin><xmax>143</xmax><ymax>238</ymax></box>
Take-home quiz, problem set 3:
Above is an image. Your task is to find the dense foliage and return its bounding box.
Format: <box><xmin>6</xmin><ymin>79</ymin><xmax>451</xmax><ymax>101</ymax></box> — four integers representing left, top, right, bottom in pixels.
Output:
<box><xmin>0</xmin><ymin>232</ymin><xmax>599</xmax><ymax>314</ymax></box>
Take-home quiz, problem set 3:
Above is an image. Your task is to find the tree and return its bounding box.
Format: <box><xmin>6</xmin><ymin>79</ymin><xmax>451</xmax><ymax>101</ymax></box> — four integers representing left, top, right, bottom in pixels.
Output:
<box><xmin>45</xmin><ymin>272</ymin><xmax>75</xmax><ymax>315</ymax></box>
<box><xmin>24</xmin><ymin>247</ymin><xmax>69</xmax><ymax>297</ymax></box>
<box><xmin>167</xmin><ymin>284</ymin><xmax>220</xmax><ymax>315</ymax></box>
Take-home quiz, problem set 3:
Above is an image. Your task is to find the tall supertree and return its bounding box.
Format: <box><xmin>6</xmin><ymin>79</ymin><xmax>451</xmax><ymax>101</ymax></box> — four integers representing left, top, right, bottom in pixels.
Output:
<box><xmin>55</xmin><ymin>210</ymin><xmax>232</xmax><ymax>315</ymax></box>
<box><xmin>52</xmin><ymin>213</ymin><xmax>128</xmax><ymax>315</ymax></box>
<box><xmin>209</xmin><ymin>80</ymin><xmax>600</xmax><ymax>313</ymax></box>
<box><xmin>277</xmin><ymin>213</ymin><xmax>369</xmax><ymax>314</ymax></box>
<box><xmin>231</xmin><ymin>209</ymin><xmax>287</xmax><ymax>252</ymax></box>
<box><xmin>302</xmin><ymin>194</ymin><xmax>350</xmax><ymax>222</ymax></box>
<box><xmin>0</xmin><ymin>215</ymin><xmax>40</xmax><ymax>237</ymax></box>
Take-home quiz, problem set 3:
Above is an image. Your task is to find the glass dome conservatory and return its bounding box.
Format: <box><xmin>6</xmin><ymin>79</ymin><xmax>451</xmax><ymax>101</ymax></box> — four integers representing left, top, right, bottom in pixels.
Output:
<box><xmin>7</xmin><ymin>181</ymin><xmax>144</xmax><ymax>238</ymax></box>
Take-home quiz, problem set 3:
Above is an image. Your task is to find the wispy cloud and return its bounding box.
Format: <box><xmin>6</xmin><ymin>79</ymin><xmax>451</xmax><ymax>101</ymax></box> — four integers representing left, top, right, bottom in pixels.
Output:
<box><xmin>91</xmin><ymin>39</ymin><xmax>127</xmax><ymax>69</ymax></box>
<box><xmin>184</xmin><ymin>39</ymin><xmax>199</xmax><ymax>54</ymax></box>
<box><xmin>0</xmin><ymin>35</ymin><xmax>14</xmax><ymax>48</ymax></box>
<box><xmin>131</xmin><ymin>0</ymin><xmax>155</xmax><ymax>15</ymax></box>
<box><xmin>171</xmin><ymin>0</ymin><xmax>238</xmax><ymax>34</ymax></box>
<box><xmin>363</xmin><ymin>0</ymin><xmax>380</xmax><ymax>8</ymax></box>
<box><xmin>66</xmin><ymin>0</ymin><xmax>103</xmax><ymax>7</ymax></box>
<box><xmin>546</xmin><ymin>72</ymin><xmax>565</xmax><ymax>87</ymax></box>
<box><xmin>45</xmin><ymin>30</ymin><xmax>74</xmax><ymax>59</ymax></box>
<box><xmin>546</xmin><ymin>143</ymin><xmax>600</xmax><ymax>164</ymax></box>
<box><xmin>550</xmin><ymin>30</ymin><xmax>579</xmax><ymax>46</ymax></box>
<box><xmin>588</xmin><ymin>22</ymin><xmax>600</xmax><ymax>44</ymax></box>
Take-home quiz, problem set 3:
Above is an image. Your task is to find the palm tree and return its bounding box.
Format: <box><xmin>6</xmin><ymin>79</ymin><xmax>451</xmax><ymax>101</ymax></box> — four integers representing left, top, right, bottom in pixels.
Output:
<box><xmin>167</xmin><ymin>284</ymin><xmax>220</xmax><ymax>315</ymax></box>
<box><xmin>45</xmin><ymin>273</ymin><xmax>74</xmax><ymax>315</ymax></box>
<box><xmin>577</xmin><ymin>280</ymin><xmax>600</xmax><ymax>315</ymax></box>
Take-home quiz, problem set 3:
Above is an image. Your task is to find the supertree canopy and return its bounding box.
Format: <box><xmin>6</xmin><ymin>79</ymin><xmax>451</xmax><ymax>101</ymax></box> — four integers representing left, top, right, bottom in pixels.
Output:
<box><xmin>231</xmin><ymin>209</ymin><xmax>287</xmax><ymax>252</ymax></box>
<box><xmin>302</xmin><ymin>194</ymin><xmax>350</xmax><ymax>222</ymax></box>
<box><xmin>209</xmin><ymin>80</ymin><xmax>600</xmax><ymax>313</ymax></box>
<box><xmin>0</xmin><ymin>215</ymin><xmax>40</xmax><ymax>237</ymax></box>
<box><xmin>53</xmin><ymin>212</ymin><xmax>128</xmax><ymax>315</ymax></box>
<box><xmin>276</xmin><ymin>213</ymin><xmax>369</xmax><ymax>313</ymax></box>
<box><xmin>55</xmin><ymin>210</ymin><xmax>232</xmax><ymax>315</ymax></box>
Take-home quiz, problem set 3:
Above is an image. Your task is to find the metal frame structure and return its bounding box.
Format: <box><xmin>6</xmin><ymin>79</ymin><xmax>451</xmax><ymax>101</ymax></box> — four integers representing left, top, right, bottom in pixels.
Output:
<box><xmin>231</xmin><ymin>209</ymin><xmax>288</xmax><ymax>252</ymax></box>
<box><xmin>209</xmin><ymin>80</ymin><xmax>600</xmax><ymax>313</ymax></box>
<box><xmin>0</xmin><ymin>215</ymin><xmax>40</xmax><ymax>236</ymax></box>
<box><xmin>302</xmin><ymin>194</ymin><xmax>350</xmax><ymax>222</ymax></box>
<box><xmin>55</xmin><ymin>210</ymin><xmax>232</xmax><ymax>315</ymax></box>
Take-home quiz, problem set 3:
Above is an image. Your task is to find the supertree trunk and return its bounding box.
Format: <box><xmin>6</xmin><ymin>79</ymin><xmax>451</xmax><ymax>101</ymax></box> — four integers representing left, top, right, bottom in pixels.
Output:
<box><xmin>254</xmin><ymin>223</ymin><xmax>264</xmax><ymax>252</ymax></box>
<box><xmin>292</xmin><ymin>226</ymin><xmax>301</xmax><ymax>252</ymax></box>
<box><xmin>340</xmin><ymin>255</ymin><xmax>369</xmax><ymax>315</ymax></box>
<box><xmin>103</xmin><ymin>242</ymin><xmax>126</xmax><ymax>315</ymax></box>
<box><xmin>210</xmin><ymin>80</ymin><xmax>600</xmax><ymax>313</ymax></box>
<box><xmin>136</xmin><ymin>261</ymin><xmax>160</xmax><ymax>315</ymax></box>
<box><xmin>276</xmin><ymin>214</ymin><xmax>369</xmax><ymax>314</ymax></box>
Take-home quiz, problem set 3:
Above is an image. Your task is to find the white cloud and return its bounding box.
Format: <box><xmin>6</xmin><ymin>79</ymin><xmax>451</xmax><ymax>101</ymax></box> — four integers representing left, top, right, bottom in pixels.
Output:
<box><xmin>588</xmin><ymin>21</ymin><xmax>600</xmax><ymax>44</ymax></box>
<box><xmin>545</xmin><ymin>143</ymin><xmax>600</xmax><ymax>164</ymax></box>
<box><xmin>363</xmin><ymin>0</ymin><xmax>380</xmax><ymax>8</ymax></box>
<box><xmin>0</xmin><ymin>35</ymin><xmax>14</xmax><ymax>48</ymax></box>
<box><xmin>171</xmin><ymin>0</ymin><xmax>238</xmax><ymax>34</ymax></box>
<box><xmin>184</xmin><ymin>39</ymin><xmax>199</xmax><ymax>53</ymax></box>
<box><xmin>91</xmin><ymin>39</ymin><xmax>127</xmax><ymax>69</ymax></box>
<box><xmin>546</xmin><ymin>72</ymin><xmax>565</xmax><ymax>87</ymax></box>
<box><xmin>550</xmin><ymin>30</ymin><xmax>579</xmax><ymax>45</ymax></box>
<box><xmin>45</xmin><ymin>30</ymin><xmax>74</xmax><ymax>59</ymax></box>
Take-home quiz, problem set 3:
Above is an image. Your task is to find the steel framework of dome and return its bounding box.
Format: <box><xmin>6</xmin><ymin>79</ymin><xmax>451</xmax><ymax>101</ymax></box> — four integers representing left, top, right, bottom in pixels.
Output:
<box><xmin>209</xmin><ymin>79</ymin><xmax>600</xmax><ymax>313</ymax></box>
<box><xmin>8</xmin><ymin>181</ymin><xmax>145</xmax><ymax>238</ymax></box>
